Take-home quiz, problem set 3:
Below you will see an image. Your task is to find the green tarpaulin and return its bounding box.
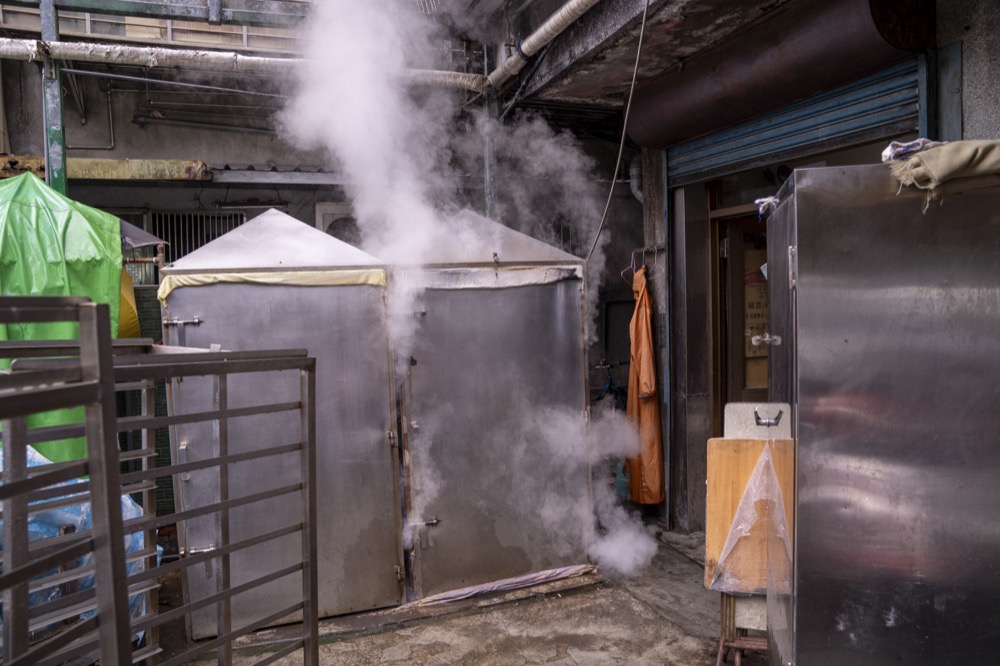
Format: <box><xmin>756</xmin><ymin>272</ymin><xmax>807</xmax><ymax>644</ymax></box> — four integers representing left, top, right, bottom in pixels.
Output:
<box><xmin>0</xmin><ymin>173</ymin><xmax>122</xmax><ymax>462</ymax></box>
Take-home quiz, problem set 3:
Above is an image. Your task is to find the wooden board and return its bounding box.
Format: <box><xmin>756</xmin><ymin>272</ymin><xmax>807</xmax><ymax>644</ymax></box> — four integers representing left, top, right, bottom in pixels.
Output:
<box><xmin>705</xmin><ymin>438</ymin><xmax>794</xmax><ymax>593</ymax></box>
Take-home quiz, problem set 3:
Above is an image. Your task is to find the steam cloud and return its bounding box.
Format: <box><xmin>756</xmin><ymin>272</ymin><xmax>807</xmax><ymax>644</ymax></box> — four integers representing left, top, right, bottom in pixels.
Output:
<box><xmin>280</xmin><ymin>0</ymin><xmax>654</xmax><ymax>579</ymax></box>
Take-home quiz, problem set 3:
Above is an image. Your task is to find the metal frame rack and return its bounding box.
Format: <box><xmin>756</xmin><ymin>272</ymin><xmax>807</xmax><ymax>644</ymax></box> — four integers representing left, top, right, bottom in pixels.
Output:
<box><xmin>0</xmin><ymin>295</ymin><xmax>319</xmax><ymax>665</ymax></box>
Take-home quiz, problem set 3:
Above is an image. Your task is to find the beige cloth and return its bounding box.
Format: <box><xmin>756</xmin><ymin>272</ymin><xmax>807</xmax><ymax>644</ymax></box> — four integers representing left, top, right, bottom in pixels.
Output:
<box><xmin>626</xmin><ymin>266</ymin><xmax>665</xmax><ymax>505</ymax></box>
<box><xmin>158</xmin><ymin>268</ymin><xmax>386</xmax><ymax>304</ymax></box>
<box><xmin>890</xmin><ymin>140</ymin><xmax>1000</xmax><ymax>210</ymax></box>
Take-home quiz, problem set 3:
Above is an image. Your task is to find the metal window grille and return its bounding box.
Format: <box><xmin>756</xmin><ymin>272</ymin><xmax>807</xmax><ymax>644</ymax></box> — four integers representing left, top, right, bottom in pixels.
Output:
<box><xmin>150</xmin><ymin>211</ymin><xmax>246</xmax><ymax>265</ymax></box>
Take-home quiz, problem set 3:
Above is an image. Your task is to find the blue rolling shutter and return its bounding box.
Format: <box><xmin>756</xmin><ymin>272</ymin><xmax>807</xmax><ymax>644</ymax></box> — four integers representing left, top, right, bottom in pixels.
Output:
<box><xmin>667</xmin><ymin>59</ymin><xmax>921</xmax><ymax>186</ymax></box>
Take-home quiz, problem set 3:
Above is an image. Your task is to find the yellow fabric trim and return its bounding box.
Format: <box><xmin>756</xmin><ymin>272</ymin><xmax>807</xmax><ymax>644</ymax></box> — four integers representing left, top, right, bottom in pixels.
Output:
<box><xmin>118</xmin><ymin>269</ymin><xmax>142</xmax><ymax>338</ymax></box>
<box><xmin>158</xmin><ymin>269</ymin><xmax>386</xmax><ymax>304</ymax></box>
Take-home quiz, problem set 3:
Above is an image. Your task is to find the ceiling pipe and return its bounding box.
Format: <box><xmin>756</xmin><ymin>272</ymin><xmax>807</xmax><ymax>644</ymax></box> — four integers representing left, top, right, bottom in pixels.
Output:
<box><xmin>0</xmin><ymin>0</ymin><xmax>608</xmax><ymax>97</ymax></box>
<box><xmin>0</xmin><ymin>37</ymin><xmax>489</xmax><ymax>92</ymax></box>
<box><xmin>486</xmin><ymin>0</ymin><xmax>603</xmax><ymax>91</ymax></box>
<box><xmin>626</xmin><ymin>0</ymin><xmax>935</xmax><ymax>149</ymax></box>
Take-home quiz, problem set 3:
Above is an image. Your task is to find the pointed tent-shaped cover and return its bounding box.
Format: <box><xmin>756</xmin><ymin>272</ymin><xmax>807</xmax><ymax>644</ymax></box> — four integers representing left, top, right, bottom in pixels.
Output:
<box><xmin>158</xmin><ymin>208</ymin><xmax>385</xmax><ymax>302</ymax></box>
<box><xmin>414</xmin><ymin>209</ymin><xmax>581</xmax><ymax>266</ymax></box>
<box><xmin>0</xmin><ymin>172</ymin><xmax>123</xmax><ymax>461</ymax></box>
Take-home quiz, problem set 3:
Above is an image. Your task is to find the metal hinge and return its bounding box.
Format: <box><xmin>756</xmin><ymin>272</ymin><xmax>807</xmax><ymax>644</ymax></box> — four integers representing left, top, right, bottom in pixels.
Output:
<box><xmin>387</xmin><ymin>430</ymin><xmax>397</xmax><ymax>449</ymax></box>
<box><xmin>720</xmin><ymin>236</ymin><xmax>729</xmax><ymax>259</ymax></box>
<box><xmin>788</xmin><ymin>245</ymin><xmax>798</xmax><ymax>290</ymax></box>
<box><xmin>394</xmin><ymin>565</ymin><xmax>403</xmax><ymax>582</ymax></box>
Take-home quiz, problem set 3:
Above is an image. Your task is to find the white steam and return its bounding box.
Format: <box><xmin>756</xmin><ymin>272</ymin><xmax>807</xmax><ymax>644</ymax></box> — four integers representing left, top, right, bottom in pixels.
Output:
<box><xmin>281</xmin><ymin>0</ymin><xmax>655</xmax><ymax>579</ymax></box>
<box><xmin>586</xmin><ymin>406</ymin><xmax>659</xmax><ymax>577</ymax></box>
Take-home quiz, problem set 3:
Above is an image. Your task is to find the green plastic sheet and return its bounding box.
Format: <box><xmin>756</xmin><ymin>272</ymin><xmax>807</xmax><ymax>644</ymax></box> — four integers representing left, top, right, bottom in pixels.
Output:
<box><xmin>0</xmin><ymin>173</ymin><xmax>122</xmax><ymax>462</ymax></box>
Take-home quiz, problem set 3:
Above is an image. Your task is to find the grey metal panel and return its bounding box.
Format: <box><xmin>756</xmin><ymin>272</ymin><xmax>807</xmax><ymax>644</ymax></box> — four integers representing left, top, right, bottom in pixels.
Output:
<box><xmin>403</xmin><ymin>279</ymin><xmax>591</xmax><ymax>598</ymax></box>
<box><xmin>668</xmin><ymin>60</ymin><xmax>920</xmax><ymax>187</ymax></box>
<box><xmin>165</xmin><ymin>281</ymin><xmax>402</xmax><ymax>639</ymax></box>
<box><xmin>766</xmin><ymin>182</ymin><xmax>797</xmax><ymax>665</ymax></box>
<box><xmin>768</xmin><ymin>164</ymin><xmax>1000</xmax><ymax>665</ymax></box>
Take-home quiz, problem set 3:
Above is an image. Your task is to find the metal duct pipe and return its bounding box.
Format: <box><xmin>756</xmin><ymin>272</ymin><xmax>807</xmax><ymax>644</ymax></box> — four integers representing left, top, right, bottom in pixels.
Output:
<box><xmin>629</xmin><ymin>156</ymin><xmax>643</xmax><ymax>204</ymax></box>
<box><xmin>0</xmin><ymin>38</ymin><xmax>489</xmax><ymax>92</ymax></box>
<box><xmin>487</xmin><ymin>0</ymin><xmax>603</xmax><ymax>91</ymax></box>
<box><xmin>626</xmin><ymin>0</ymin><xmax>934</xmax><ymax>149</ymax></box>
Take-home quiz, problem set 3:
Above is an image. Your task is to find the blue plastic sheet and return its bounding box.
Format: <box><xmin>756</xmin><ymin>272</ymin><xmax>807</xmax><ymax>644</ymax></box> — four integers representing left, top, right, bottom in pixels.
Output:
<box><xmin>0</xmin><ymin>445</ymin><xmax>150</xmax><ymax>646</ymax></box>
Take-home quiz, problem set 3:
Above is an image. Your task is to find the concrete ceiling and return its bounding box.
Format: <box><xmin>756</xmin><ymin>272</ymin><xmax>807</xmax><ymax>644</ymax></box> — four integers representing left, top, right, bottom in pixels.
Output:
<box><xmin>509</xmin><ymin>0</ymin><xmax>796</xmax><ymax>109</ymax></box>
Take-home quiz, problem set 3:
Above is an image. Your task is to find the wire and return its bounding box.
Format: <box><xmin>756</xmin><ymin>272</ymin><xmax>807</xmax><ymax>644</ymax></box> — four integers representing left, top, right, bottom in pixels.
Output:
<box><xmin>586</xmin><ymin>0</ymin><xmax>651</xmax><ymax>262</ymax></box>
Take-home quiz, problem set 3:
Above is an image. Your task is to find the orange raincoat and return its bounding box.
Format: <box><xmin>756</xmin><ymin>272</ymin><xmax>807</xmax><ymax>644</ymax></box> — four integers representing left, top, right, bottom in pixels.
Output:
<box><xmin>626</xmin><ymin>266</ymin><xmax>665</xmax><ymax>504</ymax></box>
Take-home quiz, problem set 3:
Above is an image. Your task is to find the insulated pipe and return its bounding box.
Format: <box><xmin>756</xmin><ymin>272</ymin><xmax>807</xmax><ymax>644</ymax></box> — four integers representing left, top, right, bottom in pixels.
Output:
<box><xmin>409</xmin><ymin>69</ymin><xmax>486</xmax><ymax>93</ymax></box>
<box><xmin>486</xmin><ymin>0</ymin><xmax>603</xmax><ymax>91</ymax></box>
<box><xmin>626</xmin><ymin>0</ymin><xmax>934</xmax><ymax>148</ymax></box>
<box><xmin>629</xmin><ymin>156</ymin><xmax>643</xmax><ymax>205</ymax></box>
<box><xmin>0</xmin><ymin>38</ymin><xmax>489</xmax><ymax>92</ymax></box>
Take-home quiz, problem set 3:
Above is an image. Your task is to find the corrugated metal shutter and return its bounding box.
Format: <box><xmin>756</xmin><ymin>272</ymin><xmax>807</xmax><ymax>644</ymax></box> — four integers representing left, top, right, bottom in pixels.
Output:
<box><xmin>667</xmin><ymin>59</ymin><xmax>921</xmax><ymax>186</ymax></box>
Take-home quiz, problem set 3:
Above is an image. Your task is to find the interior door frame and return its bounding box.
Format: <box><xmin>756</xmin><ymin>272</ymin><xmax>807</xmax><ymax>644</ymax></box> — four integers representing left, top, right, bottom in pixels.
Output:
<box><xmin>710</xmin><ymin>204</ymin><xmax>769</xmax><ymax>433</ymax></box>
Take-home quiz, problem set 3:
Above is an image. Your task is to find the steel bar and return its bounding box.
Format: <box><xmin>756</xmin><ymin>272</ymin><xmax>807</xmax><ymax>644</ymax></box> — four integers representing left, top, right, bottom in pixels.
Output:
<box><xmin>3</xmin><ymin>416</ymin><xmax>31</xmax><ymax>662</ymax></box>
<box><xmin>131</xmin><ymin>561</ymin><xmax>301</xmax><ymax>634</ymax></box>
<box><xmin>0</xmin><ymin>460</ymin><xmax>88</xmax><ymax>501</ymax></box>
<box><xmin>0</xmin><ymin>295</ymin><xmax>89</xmax><ymax>316</ymax></box>
<box><xmin>129</xmin><ymin>522</ymin><xmax>302</xmax><ymax>585</ymax></box>
<box><xmin>120</xmin><ymin>442</ymin><xmax>301</xmax><ymax>485</ymax></box>
<box><xmin>7</xmin><ymin>615</ymin><xmax>98</xmax><ymax>666</ymax></box>
<box><xmin>252</xmin><ymin>640</ymin><xmax>305</xmax><ymax>666</ymax></box>
<box><xmin>115</xmin><ymin>358</ymin><xmax>312</xmax><ymax>381</ymax></box>
<box><xmin>158</xmin><ymin>602</ymin><xmax>305</xmax><ymax>666</ymax></box>
<box><xmin>0</xmin><ymin>381</ymin><xmax>99</xmax><ymax>420</ymax></box>
<box><xmin>215</xmin><ymin>372</ymin><xmax>232</xmax><ymax>665</ymax></box>
<box><xmin>28</xmin><ymin>546</ymin><xmax>157</xmax><ymax>593</ymax></box>
<box><xmin>116</xmin><ymin>400</ymin><xmax>300</xmax><ymax>431</ymax></box>
<box><xmin>77</xmin><ymin>302</ymin><xmax>132</xmax><ymax>665</ymax></box>
<box><xmin>1</xmin><ymin>337</ymin><xmax>154</xmax><ymax>357</ymax></box>
<box><xmin>300</xmin><ymin>366</ymin><xmax>319</xmax><ymax>665</ymax></box>
<box><xmin>29</xmin><ymin>577</ymin><xmax>158</xmax><ymax>631</ymax></box>
<box><xmin>127</xmin><ymin>482</ymin><xmax>302</xmax><ymax>534</ymax></box>
<box><xmin>0</xmin><ymin>538</ymin><xmax>93</xmax><ymax>591</ymax></box>
<box><xmin>0</xmin><ymin>366</ymin><xmax>82</xmax><ymax>390</ymax></box>
<box><xmin>61</xmin><ymin>66</ymin><xmax>288</xmax><ymax>97</ymax></box>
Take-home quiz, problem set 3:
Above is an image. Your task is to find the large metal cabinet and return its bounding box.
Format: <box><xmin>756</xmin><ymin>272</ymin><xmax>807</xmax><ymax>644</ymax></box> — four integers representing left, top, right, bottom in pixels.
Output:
<box><xmin>159</xmin><ymin>210</ymin><xmax>403</xmax><ymax>639</ymax></box>
<box><xmin>397</xmin><ymin>211</ymin><xmax>592</xmax><ymax>599</ymax></box>
<box><xmin>766</xmin><ymin>165</ymin><xmax>1000</xmax><ymax>665</ymax></box>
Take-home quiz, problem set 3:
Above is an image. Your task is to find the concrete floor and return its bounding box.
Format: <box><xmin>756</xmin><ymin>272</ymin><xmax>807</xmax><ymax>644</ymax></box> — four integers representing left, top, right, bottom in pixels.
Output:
<box><xmin>178</xmin><ymin>530</ymin><xmax>770</xmax><ymax>666</ymax></box>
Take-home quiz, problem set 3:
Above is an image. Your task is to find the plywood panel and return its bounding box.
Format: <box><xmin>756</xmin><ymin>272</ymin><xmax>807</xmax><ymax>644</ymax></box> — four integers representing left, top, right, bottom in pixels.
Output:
<box><xmin>705</xmin><ymin>438</ymin><xmax>793</xmax><ymax>593</ymax></box>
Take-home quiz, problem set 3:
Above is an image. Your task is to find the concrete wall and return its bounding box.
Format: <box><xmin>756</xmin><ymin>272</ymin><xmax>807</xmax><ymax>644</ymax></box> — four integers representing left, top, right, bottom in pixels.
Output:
<box><xmin>2</xmin><ymin>60</ymin><xmax>320</xmax><ymax>165</ymax></box>
<box><xmin>937</xmin><ymin>0</ymin><xmax>1000</xmax><ymax>139</ymax></box>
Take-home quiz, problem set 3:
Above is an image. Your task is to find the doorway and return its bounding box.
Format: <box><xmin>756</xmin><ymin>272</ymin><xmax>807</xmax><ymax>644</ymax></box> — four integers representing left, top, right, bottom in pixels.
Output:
<box><xmin>715</xmin><ymin>211</ymin><xmax>769</xmax><ymax>415</ymax></box>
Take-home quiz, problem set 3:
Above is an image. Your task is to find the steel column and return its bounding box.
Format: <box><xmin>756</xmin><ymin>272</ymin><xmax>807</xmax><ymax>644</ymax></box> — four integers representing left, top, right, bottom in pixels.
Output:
<box><xmin>39</xmin><ymin>0</ymin><xmax>66</xmax><ymax>194</ymax></box>
<box><xmin>78</xmin><ymin>302</ymin><xmax>132</xmax><ymax>665</ymax></box>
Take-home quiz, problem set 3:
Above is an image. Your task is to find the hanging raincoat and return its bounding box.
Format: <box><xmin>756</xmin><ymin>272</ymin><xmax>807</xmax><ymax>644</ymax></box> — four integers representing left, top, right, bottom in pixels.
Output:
<box><xmin>626</xmin><ymin>266</ymin><xmax>664</xmax><ymax>504</ymax></box>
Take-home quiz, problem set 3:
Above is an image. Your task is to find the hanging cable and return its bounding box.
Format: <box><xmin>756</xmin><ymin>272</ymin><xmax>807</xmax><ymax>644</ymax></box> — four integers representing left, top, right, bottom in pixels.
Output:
<box><xmin>587</xmin><ymin>0</ymin><xmax>650</xmax><ymax>262</ymax></box>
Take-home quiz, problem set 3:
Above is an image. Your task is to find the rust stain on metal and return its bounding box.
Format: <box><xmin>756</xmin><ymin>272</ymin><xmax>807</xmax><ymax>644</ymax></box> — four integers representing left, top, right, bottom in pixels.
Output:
<box><xmin>0</xmin><ymin>157</ymin><xmax>212</xmax><ymax>181</ymax></box>
<box><xmin>1</xmin><ymin>156</ymin><xmax>46</xmax><ymax>177</ymax></box>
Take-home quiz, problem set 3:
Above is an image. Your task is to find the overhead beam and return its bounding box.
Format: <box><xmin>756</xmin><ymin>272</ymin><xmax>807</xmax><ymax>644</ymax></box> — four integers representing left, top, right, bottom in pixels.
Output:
<box><xmin>1</xmin><ymin>156</ymin><xmax>213</xmax><ymax>180</ymax></box>
<box><xmin>0</xmin><ymin>0</ymin><xmax>309</xmax><ymax>28</ymax></box>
